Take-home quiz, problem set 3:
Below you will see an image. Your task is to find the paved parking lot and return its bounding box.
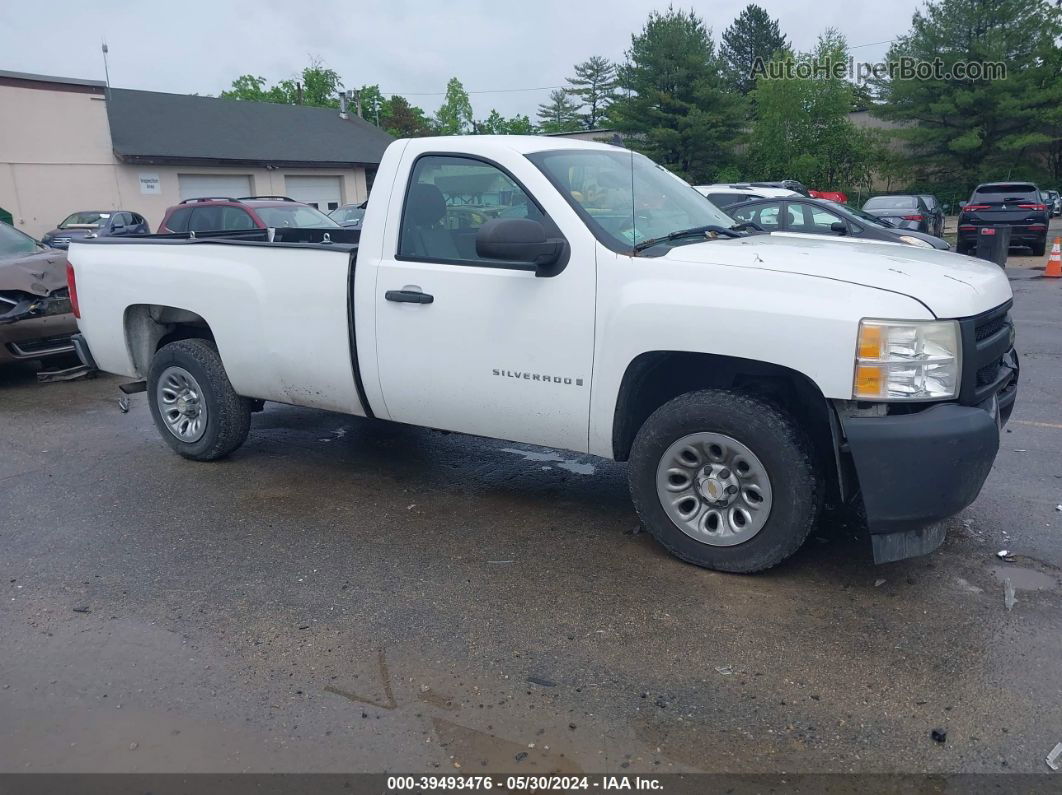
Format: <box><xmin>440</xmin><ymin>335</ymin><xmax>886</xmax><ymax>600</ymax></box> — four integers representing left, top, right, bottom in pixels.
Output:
<box><xmin>2</xmin><ymin>266</ymin><xmax>1061</xmax><ymax>776</ymax></box>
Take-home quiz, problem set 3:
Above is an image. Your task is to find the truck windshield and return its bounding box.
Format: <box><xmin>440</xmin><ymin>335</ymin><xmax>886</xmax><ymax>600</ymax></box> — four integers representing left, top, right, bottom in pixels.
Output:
<box><xmin>527</xmin><ymin>149</ymin><xmax>736</xmax><ymax>255</ymax></box>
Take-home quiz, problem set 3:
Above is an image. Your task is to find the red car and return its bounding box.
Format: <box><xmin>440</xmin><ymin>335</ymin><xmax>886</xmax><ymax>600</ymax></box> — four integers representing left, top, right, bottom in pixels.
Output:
<box><xmin>159</xmin><ymin>196</ymin><xmax>340</xmax><ymax>234</ymax></box>
<box><xmin>809</xmin><ymin>189</ymin><xmax>848</xmax><ymax>204</ymax></box>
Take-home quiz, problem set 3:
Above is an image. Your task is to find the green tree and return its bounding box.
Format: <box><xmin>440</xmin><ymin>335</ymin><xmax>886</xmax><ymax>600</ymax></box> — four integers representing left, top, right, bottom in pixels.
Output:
<box><xmin>566</xmin><ymin>56</ymin><xmax>618</xmax><ymax>129</ymax></box>
<box><xmin>503</xmin><ymin>114</ymin><xmax>536</xmax><ymax>134</ymax></box>
<box><xmin>537</xmin><ymin>89</ymin><xmax>583</xmax><ymax>133</ymax></box>
<box><xmin>608</xmin><ymin>6</ymin><xmax>746</xmax><ymax>181</ymax></box>
<box><xmin>720</xmin><ymin>4</ymin><xmax>788</xmax><ymax>95</ymax></box>
<box><xmin>872</xmin><ymin>0</ymin><xmax>1062</xmax><ymax>186</ymax></box>
<box><xmin>381</xmin><ymin>95</ymin><xmax>435</xmax><ymax>137</ymax></box>
<box><xmin>435</xmin><ymin>78</ymin><xmax>474</xmax><ymax>135</ymax></box>
<box><xmin>747</xmin><ymin>30</ymin><xmax>874</xmax><ymax>192</ymax></box>
<box><xmin>220</xmin><ymin>60</ymin><xmax>342</xmax><ymax>107</ymax></box>
<box><xmin>355</xmin><ymin>84</ymin><xmax>385</xmax><ymax>123</ymax></box>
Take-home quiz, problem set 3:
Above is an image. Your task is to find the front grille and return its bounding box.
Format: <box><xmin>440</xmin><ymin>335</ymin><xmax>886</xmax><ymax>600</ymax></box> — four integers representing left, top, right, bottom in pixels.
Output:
<box><xmin>975</xmin><ymin>314</ymin><xmax>1007</xmax><ymax>341</ymax></box>
<box><xmin>976</xmin><ymin>362</ymin><xmax>1001</xmax><ymax>386</ymax></box>
<box><xmin>958</xmin><ymin>301</ymin><xmax>1015</xmax><ymax>405</ymax></box>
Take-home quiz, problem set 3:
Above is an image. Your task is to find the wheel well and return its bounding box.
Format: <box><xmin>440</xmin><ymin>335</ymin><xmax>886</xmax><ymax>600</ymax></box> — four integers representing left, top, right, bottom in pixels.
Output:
<box><xmin>124</xmin><ymin>304</ymin><xmax>214</xmax><ymax>377</ymax></box>
<box><xmin>612</xmin><ymin>351</ymin><xmax>843</xmax><ymax>503</ymax></box>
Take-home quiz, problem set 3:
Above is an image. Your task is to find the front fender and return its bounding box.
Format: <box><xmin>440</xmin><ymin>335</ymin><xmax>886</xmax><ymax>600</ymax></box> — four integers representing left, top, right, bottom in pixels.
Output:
<box><xmin>588</xmin><ymin>248</ymin><xmax>932</xmax><ymax>458</ymax></box>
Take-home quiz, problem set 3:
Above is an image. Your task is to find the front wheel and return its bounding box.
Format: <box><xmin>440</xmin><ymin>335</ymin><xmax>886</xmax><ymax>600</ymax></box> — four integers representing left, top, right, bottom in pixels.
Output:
<box><xmin>628</xmin><ymin>389</ymin><xmax>821</xmax><ymax>573</ymax></box>
<box><xmin>148</xmin><ymin>338</ymin><xmax>252</xmax><ymax>461</ymax></box>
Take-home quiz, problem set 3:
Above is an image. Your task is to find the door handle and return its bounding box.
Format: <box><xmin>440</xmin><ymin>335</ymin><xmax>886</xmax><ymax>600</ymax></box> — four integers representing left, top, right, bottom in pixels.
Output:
<box><xmin>385</xmin><ymin>289</ymin><xmax>434</xmax><ymax>304</ymax></box>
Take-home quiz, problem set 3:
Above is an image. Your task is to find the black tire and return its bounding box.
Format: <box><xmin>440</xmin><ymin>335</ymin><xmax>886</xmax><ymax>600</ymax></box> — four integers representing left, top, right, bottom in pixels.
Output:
<box><xmin>1033</xmin><ymin>235</ymin><xmax>1047</xmax><ymax>257</ymax></box>
<box><xmin>956</xmin><ymin>242</ymin><xmax>970</xmax><ymax>256</ymax></box>
<box><xmin>147</xmin><ymin>338</ymin><xmax>251</xmax><ymax>461</ymax></box>
<box><xmin>628</xmin><ymin>389</ymin><xmax>821</xmax><ymax>573</ymax></box>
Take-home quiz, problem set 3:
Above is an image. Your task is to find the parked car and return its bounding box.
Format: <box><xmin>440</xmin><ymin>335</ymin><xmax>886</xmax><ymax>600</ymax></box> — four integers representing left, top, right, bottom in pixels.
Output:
<box><xmin>41</xmin><ymin>210</ymin><xmax>150</xmax><ymax>249</ymax></box>
<box><xmin>727</xmin><ymin>197</ymin><xmax>950</xmax><ymax>249</ymax></box>
<box><xmin>329</xmin><ymin>202</ymin><xmax>367</xmax><ymax>228</ymax></box>
<box><xmin>159</xmin><ymin>196</ymin><xmax>341</xmax><ymax>234</ymax></box>
<box><xmin>957</xmin><ymin>182</ymin><xmax>1050</xmax><ymax>256</ymax></box>
<box><xmin>861</xmin><ymin>195</ymin><xmax>934</xmax><ymax>233</ymax></box>
<box><xmin>69</xmin><ymin>135</ymin><xmax>1017</xmax><ymax>573</ymax></box>
<box><xmin>693</xmin><ymin>183</ymin><xmax>801</xmax><ymax>209</ymax></box>
<box><xmin>809</xmin><ymin>189</ymin><xmax>848</xmax><ymax>204</ymax></box>
<box><xmin>0</xmin><ymin>221</ymin><xmax>76</xmax><ymax>365</ymax></box>
<box><xmin>918</xmin><ymin>194</ymin><xmax>945</xmax><ymax>237</ymax></box>
<box><xmin>1043</xmin><ymin>189</ymin><xmax>1060</xmax><ymax>217</ymax></box>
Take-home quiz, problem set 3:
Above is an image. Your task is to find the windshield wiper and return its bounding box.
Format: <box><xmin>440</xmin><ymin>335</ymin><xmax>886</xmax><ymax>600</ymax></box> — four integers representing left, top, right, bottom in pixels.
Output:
<box><xmin>730</xmin><ymin>221</ymin><xmax>764</xmax><ymax>232</ymax></box>
<box><xmin>633</xmin><ymin>224</ymin><xmax>742</xmax><ymax>253</ymax></box>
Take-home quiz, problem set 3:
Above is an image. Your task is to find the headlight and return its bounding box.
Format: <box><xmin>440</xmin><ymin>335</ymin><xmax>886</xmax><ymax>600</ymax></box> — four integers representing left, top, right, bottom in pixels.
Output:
<box><xmin>898</xmin><ymin>235</ymin><xmax>932</xmax><ymax>248</ymax></box>
<box><xmin>854</xmin><ymin>319</ymin><xmax>961</xmax><ymax>400</ymax></box>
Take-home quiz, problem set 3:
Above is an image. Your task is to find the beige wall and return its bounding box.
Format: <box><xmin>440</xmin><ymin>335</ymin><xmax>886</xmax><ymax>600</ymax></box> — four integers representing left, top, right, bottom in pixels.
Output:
<box><xmin>0</xmin><ymin>83</ymin><xmax>369</xmax><ymax>238</ymax></box>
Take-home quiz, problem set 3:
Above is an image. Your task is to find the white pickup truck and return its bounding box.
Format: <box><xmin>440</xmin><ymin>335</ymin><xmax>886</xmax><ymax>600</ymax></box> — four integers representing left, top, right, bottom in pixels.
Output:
<box><xmin>66</xmin><ymin>136</ymin><xmax>1018</xmax><ymax>573</ymax></box>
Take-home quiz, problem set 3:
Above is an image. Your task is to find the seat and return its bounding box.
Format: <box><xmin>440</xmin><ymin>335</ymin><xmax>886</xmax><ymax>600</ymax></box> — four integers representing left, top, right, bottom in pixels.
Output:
<box><xmin>401</xmin><ymin>183</ymin><xmax>460</xmax><ymax>259</ymax></box>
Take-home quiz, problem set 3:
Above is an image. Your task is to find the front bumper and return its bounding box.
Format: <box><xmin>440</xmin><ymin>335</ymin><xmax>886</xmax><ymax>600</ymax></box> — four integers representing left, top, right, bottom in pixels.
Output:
<box><xmin>0</xmin><ymin>294</ymin><xmax>77</xmax><ymax>364</ymax></box>
<box><xmin>837</xmin><ymin>304</ymin><xmax>1018</xmax><ymax>563</ymax></box>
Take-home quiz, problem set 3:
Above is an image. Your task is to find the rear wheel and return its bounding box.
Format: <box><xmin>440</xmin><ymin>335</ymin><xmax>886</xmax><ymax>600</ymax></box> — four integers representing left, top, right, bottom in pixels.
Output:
<box><xmin>628</xmin><ymin>389</ymin><xmax>821</xmax><ymax>573</ymax></box>
<box><xmin>147</xmin><ymin>339</ymin><xmax>251</xmax><ymax>461</ymax></box>
<box><xmin>1033</xmin><ymin>235</ymin><xmax>1047</xmax><ymax>257</ymax></box>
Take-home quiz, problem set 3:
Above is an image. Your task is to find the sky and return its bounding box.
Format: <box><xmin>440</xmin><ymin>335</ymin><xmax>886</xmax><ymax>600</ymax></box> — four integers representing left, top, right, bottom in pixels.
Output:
<box><xmin>0</xmin><ymin>0</ymin><xmax>925</xmax><ymax>120</ymax></box>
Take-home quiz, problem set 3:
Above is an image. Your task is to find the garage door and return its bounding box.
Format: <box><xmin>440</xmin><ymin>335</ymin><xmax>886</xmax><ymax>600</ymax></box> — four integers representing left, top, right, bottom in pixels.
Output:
<box><xmin>178</xmin><ymin>174</ymin><xmax>252</xmax><ymax>201</ymax></box>
<box><xmin>285</xmin><ymin>176</ymin><xmax>342</xmax><ymax>212</ymax></box>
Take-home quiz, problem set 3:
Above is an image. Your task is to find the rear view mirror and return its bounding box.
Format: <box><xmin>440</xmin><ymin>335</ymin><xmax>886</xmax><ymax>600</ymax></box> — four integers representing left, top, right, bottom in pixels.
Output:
<box><xmin>476</xmin><ymin>218</ymin><xmax>566</xmax><ymax>276</ymax></box>
<box><xmin>829</xmin><ymin>221</ymin><xmax>847</xmax><ymax>234</ymax></box>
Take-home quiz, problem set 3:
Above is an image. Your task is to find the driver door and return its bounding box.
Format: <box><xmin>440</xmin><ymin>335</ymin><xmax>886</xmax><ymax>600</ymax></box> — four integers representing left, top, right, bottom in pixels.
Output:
<box><xmin>373</xmin><ymin>154</ymin><xmax>597</xmax><ymax>452</ymax></box>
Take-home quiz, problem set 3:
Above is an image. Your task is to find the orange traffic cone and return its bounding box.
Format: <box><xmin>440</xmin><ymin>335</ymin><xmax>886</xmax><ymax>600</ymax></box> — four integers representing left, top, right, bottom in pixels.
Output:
<box><xmin>1047</xmin><ymin>237</ymin><xmax>1062</xmax><ymax>278</ymax></box>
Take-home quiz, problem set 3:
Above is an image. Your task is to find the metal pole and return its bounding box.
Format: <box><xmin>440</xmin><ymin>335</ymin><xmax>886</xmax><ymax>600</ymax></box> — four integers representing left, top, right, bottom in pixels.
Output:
<box><xmin>101</xmin><ymin>42</ymin><xmax>111</xmax><ymax>93</ymax></box>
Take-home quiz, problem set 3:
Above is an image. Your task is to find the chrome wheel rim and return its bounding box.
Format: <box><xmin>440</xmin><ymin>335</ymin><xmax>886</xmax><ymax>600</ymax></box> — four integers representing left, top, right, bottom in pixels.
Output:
<box><xmin>655</xmin><ymin>432</ymin><xmax>773</xmax><ymax>547</ymax></box>
<box><xmin>157</xmin><ymin>366</ymin><xmax>208</xmax><ymax>443</ymax></box>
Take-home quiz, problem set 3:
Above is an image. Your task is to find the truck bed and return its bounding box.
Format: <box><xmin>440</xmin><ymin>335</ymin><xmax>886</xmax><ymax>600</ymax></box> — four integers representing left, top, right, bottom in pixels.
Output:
<box><xmin>70</xmin><ymin>230</ymin><xmax>366</xmax><ymax>417</ymax></box>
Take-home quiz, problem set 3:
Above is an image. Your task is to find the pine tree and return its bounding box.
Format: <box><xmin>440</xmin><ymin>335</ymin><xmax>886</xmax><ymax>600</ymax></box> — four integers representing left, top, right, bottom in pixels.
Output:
<box><xmin>536</xmin><ymin>89</ymin><xmax>583</xmax><ymax>133</ymax></box>
<box><xmin>609</xmin><ymin>7</ymin><xmax>746</xmax><ymax>181</ymax></box>
<box><xmin>873</xmin><ymin>0</ymin><xmax>1062</xmax><ymax>185</ymax></box>
<box><xmin>566</xmin><ymin>56</ymin><xmax>617</xmax><ymax>129</ymax></box>
<box><xmin>720</xmin><ymin>4</ymin><xmax>787</xmax><ymax>95</ymax></box>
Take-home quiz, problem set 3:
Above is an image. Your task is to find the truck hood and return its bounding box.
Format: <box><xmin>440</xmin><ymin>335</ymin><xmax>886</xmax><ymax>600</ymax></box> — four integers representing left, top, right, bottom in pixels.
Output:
<box><xmin>664</xmin><ymin>232</ymin><xmax>1012</xmax><ymax>318</ymax></box>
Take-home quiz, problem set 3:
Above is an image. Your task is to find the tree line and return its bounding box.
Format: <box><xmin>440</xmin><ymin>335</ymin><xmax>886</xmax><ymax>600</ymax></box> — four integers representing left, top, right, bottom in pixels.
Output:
<box><xmin>219</xmin><ymin>0</ymin><xmax>1062</xmax><ymax>198</ymax></box>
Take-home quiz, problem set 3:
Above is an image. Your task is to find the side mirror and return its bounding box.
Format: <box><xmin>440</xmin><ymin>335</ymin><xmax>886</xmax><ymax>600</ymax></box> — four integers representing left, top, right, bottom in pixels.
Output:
<box><xmin>829</xmin><ymin>221</ymin><xmax>847</xmax><ymax>235</ymax></box>
<box><xmin>476</xmin><ymin>218</ymin><xmax>565</xmax><ymax>276</ymax></box>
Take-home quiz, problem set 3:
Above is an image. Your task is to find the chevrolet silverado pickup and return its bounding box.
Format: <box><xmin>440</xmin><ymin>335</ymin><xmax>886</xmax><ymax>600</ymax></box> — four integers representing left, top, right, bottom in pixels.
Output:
<box><xmin>66</xmin><ymin>136</ymin><xmax>1019</xmax><ymax>573</ymax></box>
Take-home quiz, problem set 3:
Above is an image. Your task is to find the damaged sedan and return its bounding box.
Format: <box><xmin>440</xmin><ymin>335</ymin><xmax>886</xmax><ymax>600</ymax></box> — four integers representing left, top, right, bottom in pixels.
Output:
<box><xmin>0</xmin><ymin>221</ymin><xmax>76</xmax><ymax>365</ymax></box>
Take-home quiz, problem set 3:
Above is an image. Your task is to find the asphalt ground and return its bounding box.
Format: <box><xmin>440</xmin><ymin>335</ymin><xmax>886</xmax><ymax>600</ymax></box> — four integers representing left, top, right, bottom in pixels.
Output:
<box><xmin>1</xmin><ymin>241</ymin><xmax>1061</xmax><ymax>779</ymax></box>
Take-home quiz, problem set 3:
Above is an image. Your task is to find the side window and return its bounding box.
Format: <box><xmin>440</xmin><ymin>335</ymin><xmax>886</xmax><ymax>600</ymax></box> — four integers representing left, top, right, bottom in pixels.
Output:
<box><xmin>166</xmin><ymin>207</ymin><xmax>192</xmax><ymax>233</ymax></box>
<box><xmin>789</xmin><ymin>204</ymin><xmax>844</xmax><ymax>233</ymax></box>
<box><xmin>399</xmin><ymin>155</ymin><xmax>543</xmax><ymax>262</ymax></box>
<box><xmin>188</xmin><ymin>206</ymin><xmax>223</xmax><ymax>232</ymax></box>
<box><xmin>221</xmin><ymin>207</ymin><xmax>255</xmax><ymax>230</ymax></box>
<box><xmin>731</xmin><ymin>201</ymin><xmax>782</xmax><ymax>229</ymax></box>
